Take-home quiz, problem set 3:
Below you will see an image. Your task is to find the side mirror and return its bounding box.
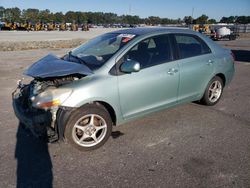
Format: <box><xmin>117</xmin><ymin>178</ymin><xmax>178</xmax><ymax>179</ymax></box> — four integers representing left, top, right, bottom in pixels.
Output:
<box><xmin>120</xmin><ymin>59</ymin><xmax>140</xmax><ymax>73</ymax></box>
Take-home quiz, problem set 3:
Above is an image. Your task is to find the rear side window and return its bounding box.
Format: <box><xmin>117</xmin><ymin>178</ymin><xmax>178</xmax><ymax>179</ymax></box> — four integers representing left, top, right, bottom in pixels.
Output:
<box><xmin>174</xmin><ymin>34</ymin><xmax>211</xmax><ymax>59</ymax></box>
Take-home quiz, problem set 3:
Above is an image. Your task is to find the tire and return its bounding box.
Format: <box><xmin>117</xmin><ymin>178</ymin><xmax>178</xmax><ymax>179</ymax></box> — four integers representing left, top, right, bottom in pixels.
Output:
<box><xmin>200</xmin><ymin>76</ymin><xmax>224</xmax><ymax>106</ymax></box>
<box><xmin>64</xmin><ymin>103</ymin><xmax>112</xmax><ymax>151</ymax></box>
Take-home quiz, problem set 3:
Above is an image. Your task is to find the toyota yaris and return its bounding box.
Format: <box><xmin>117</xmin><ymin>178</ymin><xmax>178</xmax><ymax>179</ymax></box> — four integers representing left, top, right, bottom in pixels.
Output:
<box><xmin>13</xmin><ymin>27</ymin><xmax>235</xmax><ymax>151</ymax></box>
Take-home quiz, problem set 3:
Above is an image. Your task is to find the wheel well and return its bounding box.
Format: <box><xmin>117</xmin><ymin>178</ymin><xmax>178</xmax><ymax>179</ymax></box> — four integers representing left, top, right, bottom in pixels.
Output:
<box><xmin>57</xmin><ymin>101</ymin><xmax>117</xmax><ymax>140</ymax></box>
<box><xmin>94</xmin><ymin>101</ymin><xmax>117</xmax><ymax>126</ymax></box>
<box><xmin>216</xmin><ymin>73</ymin><xmax>226</xmax><ymax>86</ymax></box>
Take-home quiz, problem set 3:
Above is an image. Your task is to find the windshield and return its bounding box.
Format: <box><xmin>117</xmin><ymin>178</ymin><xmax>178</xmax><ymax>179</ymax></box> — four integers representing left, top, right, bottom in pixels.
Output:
<box><xmin>64</xmin><ymin>33</ymin><xmax>136</xmax><ymax>70</ymax></box>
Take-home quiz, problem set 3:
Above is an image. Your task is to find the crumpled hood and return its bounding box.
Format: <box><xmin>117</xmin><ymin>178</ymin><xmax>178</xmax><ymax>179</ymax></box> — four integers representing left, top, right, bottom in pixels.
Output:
<box><xmin>24</xmin><ymin>54</ymin><xmax>93</xmax><ymax>78</ymax></box>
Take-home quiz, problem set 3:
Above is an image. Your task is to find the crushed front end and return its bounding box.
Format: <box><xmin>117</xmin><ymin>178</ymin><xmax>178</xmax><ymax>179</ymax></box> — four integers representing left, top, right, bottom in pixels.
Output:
<box><xmin>12</xmin><ymin>53</ymin><xmax>93</xmax><ymax>142</ymax></box>
<box><xmin>12</xmin><ymin>77</ymin><xmax>80</xmax><ymax>142</ymax></box>
<box><xmin>12</xmin><ymin>80</ymin><xmax>58</xmax><ymax>142</ymax></box>
<box><xmin>13</xmin><ymin>77</ymin><xmax>83</xmax><ymax>142</ymax></box>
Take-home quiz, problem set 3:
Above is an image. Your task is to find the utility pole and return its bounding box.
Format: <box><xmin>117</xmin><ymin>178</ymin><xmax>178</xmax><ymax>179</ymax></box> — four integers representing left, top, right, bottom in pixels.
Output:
<box><xmin>191</xmin><ymin>7</ymin><xmax>194</xmax><ymax>24</ymax></box>
<box><xmin>129</xmin><ymin>4</ymin><xmax>131</xmax><ymax>15</ymax></box>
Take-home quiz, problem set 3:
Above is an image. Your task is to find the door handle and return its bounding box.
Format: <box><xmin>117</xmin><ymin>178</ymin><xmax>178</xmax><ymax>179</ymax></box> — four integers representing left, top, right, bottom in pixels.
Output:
<box><xmin>167</xmin><ymin>68</ymin><xmax>178</xmax><ymax>75</ymax></box>
<box><xmin>206</xmin><ymin>59</ymin><xmax>214</xmax><ymax>65</ymax></box>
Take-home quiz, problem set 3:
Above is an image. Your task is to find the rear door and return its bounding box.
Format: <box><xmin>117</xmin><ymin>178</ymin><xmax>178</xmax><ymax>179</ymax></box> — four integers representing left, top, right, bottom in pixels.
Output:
<box><xmin>172</xmin><ymin>34</ymin><xmax>214</xmax><ymax>103</ymax></box>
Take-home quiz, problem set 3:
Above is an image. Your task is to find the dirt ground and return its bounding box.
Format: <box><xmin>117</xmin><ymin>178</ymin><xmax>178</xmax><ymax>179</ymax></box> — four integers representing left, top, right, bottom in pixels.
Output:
<box><xmin>0</xmin><ymin>28</ymin><xmax>119</xmax><ymax>51</ymax></box>
<box><xmin>0</xmin><ymin>30</ymin><xmax>250</xmax><ymax>188</ymax></box>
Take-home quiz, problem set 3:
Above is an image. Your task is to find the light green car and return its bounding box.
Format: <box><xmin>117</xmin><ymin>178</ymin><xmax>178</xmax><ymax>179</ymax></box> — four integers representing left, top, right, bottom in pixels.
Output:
<box><xmin>13</xmin><ymin>27</ymin><xmax>235</xmax><ymax>151</ymax></box>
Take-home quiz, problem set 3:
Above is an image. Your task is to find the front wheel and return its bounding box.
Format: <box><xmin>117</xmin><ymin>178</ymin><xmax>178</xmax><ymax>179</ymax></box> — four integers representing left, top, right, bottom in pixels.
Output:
<box><xmin>200</xmin><ymin>76</ymin><xmax>224</xmax><ymax>106</ymax></box>
<box><xmin>64</xmin><ymin>104</ymin><xmax>112</xmax><ymax>151</ymax></box>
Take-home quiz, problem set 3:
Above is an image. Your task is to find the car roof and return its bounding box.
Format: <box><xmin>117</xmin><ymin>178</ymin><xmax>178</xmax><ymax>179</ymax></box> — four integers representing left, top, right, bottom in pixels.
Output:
<box><xmin>110</xmin><ymin>27</ymin><xmax>192</xmax><ymax>36</ymax></box>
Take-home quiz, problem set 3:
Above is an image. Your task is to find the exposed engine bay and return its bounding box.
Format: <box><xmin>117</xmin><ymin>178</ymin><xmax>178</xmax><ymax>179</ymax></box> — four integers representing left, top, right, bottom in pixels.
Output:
<box><xmin>31</xmin><ymin>75</ymin><xmax>79</xmax><ymax>95</ymax></box>
<box><xmin>13</xmin><ymin>75</ymin><xmax>81</xmax><ymax>142</ymax></box>
<box><xmin>12</xmin><ymin>53</ymin><xmax>92</xmax><ymax>142</ymax></box>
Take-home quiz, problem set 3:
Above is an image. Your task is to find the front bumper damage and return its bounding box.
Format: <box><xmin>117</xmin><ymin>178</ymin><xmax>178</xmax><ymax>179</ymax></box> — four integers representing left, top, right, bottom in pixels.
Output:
<box><xmin>12</xmin><ymin>53</ymin><xmax>91</xmax><ymax>143</ymax></box>
<box><xmin>12</xmin><ymin>85</ymin><xmax>60</xmax><ymax>142</ymax></box>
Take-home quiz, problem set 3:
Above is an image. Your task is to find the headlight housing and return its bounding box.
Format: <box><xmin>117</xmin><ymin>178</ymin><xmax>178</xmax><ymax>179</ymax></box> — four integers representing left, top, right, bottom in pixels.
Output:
<box><xmin>31</xmin><ymin>88</ymin><xmax>72</xmax><ymax>109</ymax></box>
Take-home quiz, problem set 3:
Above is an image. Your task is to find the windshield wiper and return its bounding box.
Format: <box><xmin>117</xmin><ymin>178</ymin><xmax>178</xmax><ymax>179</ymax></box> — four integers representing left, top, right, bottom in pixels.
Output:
<box><xmin>68</xmin><ymin>51</ymin><xmax>88</xmax><ymax>66</ymax></box>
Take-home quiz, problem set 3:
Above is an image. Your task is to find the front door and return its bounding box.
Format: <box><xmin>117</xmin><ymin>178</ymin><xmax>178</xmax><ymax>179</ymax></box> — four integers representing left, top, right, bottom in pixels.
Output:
<box><xmin>117</xmin><ymin>34</ymin><xmax>179</xmax><ymax>119</ymax></box>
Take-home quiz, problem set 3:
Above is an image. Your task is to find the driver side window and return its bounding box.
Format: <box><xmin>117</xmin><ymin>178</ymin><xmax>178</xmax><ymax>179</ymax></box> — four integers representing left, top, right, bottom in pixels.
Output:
<box><xmin>124</xmin><ymin>34</ymin><xmax>173</xmax><ymax>69</ymax></box>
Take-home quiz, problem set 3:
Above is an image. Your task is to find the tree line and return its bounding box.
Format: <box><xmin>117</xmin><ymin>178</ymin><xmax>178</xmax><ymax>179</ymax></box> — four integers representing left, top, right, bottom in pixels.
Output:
<box><xmin>0</xmin><ymin>6</ymin><xmax>249</xmax><ymax>25</ymax></box>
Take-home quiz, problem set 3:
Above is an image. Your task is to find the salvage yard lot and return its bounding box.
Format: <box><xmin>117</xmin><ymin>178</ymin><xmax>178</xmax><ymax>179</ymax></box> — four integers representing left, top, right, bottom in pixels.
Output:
<box><xmin>0</xmin><ymin>30</ymin><xmax>250</xmax><ymax>187</ymax></box>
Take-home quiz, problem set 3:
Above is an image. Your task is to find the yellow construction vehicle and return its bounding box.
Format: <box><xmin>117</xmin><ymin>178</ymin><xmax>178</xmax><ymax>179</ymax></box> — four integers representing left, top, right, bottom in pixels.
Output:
<box><xmin>12</xmin><ymin>22</ymin><xmax>18</xmax><ymax>30</ymax></box>
<box><xmin>59</xmin><ymin>23</ymin><xmax>67</xmax><ymax>31</ymax></box>
<box><xmin>202</xmin><ymin>24</ymin><xmax>211</xmax><ymax>34</ymax></box>
<box><xmin>47</xmin><ymin>23</ymin><xmax>56</xmax><ymax>31</ymax></box>
<box><xmin>192</xmin><ymin>24</ymin><xmax>200</xmax><ymax>32</ymax></box>
<box><xmin>35</xmin><ymin>22</ymin><xmax>45</xmax><ymax>31</ymax></box>
<box><xmin>18</xmin><ymin>22</ymin><xmax>32</xmax><ymax>31</ymax></box>
<box><xmin>82</xmin><ymin>24</ymin><xmax>89</xmax><ymax>31</ymax></box>
<box><xmin>1</xmin><ymin>22</ymin><xmax>14</xmax><ymax>30</ymax></box>
<box><xmin>192</xmin><ymin>24</ymin><xmax>211</xmax><ymax>34</ymax></box>
<box><xmin>70</xmin><ymin>23</ymin><xmax>78</xmax><ymax>31</ymax></box>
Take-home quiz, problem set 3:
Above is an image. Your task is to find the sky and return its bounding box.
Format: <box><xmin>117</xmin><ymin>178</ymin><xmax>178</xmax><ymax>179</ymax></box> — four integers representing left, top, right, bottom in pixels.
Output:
<box><xmin>0</xmin><ymin>0</ymin><xmax>250</xmax><ymax>21</ymax></box>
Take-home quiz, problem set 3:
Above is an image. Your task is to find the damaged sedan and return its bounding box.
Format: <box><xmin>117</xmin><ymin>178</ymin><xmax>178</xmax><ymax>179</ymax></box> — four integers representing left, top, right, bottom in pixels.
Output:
<box><xmin>13</xmin><ymin>27</ymin><xmax>235</xmax><ymax>151</ymax></box>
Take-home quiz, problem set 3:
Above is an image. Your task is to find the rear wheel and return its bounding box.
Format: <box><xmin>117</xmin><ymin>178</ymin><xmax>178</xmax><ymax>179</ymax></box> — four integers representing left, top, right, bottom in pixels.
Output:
<box><xmin>200</xmin><ymin>76</ymin><xmax>224</xmax><ymax>106</ymax></box>
<box><xmin>64</xmin><ymin>104</ymin><xmax>112</xmax><ymax>151</ymax></box>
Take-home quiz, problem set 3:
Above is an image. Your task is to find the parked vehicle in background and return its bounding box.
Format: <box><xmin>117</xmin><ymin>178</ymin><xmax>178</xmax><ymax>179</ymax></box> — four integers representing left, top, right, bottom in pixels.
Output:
<box><xmin>0</xmin><ymin>22</ymin><xmax>15</xmax><ymax>30</ymax></box>
<box><xmin>192</xmin><ymin>24</ymin><xmax>239</xmax><ymax>41</ymax></box>
<box><xmin>12</xmin><ymin>27</ymin><xmax>235</xmax><ymax>151</ymax></box>
<box><xmin>211</xmin><ymin>27</ymin><xmax>238</xmax><ymax>40</ymax></box>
